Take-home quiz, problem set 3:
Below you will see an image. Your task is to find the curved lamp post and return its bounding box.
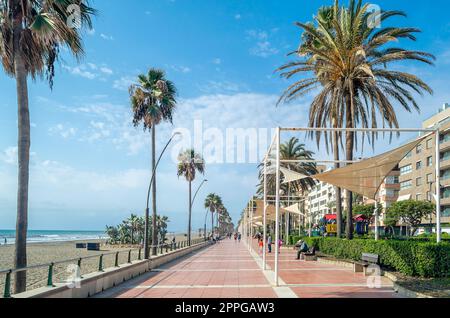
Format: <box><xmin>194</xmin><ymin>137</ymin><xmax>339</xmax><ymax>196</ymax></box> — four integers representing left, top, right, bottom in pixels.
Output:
<box><xmin>189</xmin><ymin>179</ymin><xmax>207</xmax><ymax>245</ymax></box>
<box><xmin>144</xmin><ymin>132</ymin><xmax>181</xmax><ymax>259</ymax></box>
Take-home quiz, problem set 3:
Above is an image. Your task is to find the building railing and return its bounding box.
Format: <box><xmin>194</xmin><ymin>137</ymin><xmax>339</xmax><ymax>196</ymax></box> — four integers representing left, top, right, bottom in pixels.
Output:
<box><xmin>1</xmin><ymin>237</ymin><xmax>208</xmax><ymax>298</ymax></box>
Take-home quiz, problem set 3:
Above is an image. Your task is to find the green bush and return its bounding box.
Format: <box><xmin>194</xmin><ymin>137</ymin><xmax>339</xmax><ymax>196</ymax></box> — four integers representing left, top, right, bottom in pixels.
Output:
<box><xmin>301</xmin><ymin>237</ymin><xmax>450</xmax><ymax>278</ymax></box>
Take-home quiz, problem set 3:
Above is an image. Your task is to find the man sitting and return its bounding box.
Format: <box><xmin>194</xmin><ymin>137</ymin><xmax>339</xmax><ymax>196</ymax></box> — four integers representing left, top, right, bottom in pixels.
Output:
<box><xmin>295</xmin><ymin>240</ymin><xmax>309</xmax><ymax>260</ymax></box>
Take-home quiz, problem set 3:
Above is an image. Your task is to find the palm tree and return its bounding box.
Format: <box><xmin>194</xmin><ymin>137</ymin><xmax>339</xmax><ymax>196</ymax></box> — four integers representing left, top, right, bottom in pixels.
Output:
<box><xmin>257</xmin><ymin>137</ymin><xmax>317</xmax><ymax>201</ymax></box>
<box><xmin>177</xmin><ymin>149</ymin><xmax>205</xmax><ymax>245</ymax></box>
<box><xmin>0</xmin><ymin>0</ymin><xmax>96</xmax><ymax>292</ymax></box>
<box><xmin>204</xmin><ymin>193</ymin><xmax>222</xmax><ymax>237</ymax></box>
<box><xmin>276</xmin><ymin>0</ymin><xmax>434</xmax><ymax>239</ymax></box>
<box><xmin>130</xmin><ymin>69</ymin><xmax>177</xmax><ymax>256</ymax></box>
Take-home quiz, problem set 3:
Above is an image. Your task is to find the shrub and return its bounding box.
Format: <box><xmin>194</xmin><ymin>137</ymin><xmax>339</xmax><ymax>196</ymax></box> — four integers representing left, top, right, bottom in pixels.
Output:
<box><xmin>301</xmin><ymin>237</ymin><xmax>450</xmax><ymax>278</ymax></box>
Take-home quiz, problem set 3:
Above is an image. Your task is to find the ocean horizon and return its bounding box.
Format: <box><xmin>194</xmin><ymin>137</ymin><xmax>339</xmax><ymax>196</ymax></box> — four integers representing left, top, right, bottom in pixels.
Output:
<box><xmin>0</xmin><ymin>229</ymin><xmax>108</xmax><ymax>245</ymax></box>
<box><xmin>0</xmin><ymin>229</ymin><xmax>189</xmax><ymax>245</ymax></box>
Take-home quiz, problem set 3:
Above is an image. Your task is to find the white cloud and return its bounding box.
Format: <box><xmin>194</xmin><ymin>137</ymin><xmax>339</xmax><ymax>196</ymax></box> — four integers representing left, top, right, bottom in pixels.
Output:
<box><xmin>246</xmin><ymin>29</ymin><xmax>279</xmax><ymax>58</ymax></box>
<box><xmin>0</xmin><ymin>147</ymin><xmax>18</xmax><ymax>165</ymax></box>
<box><xmin>234</xmin><ymin>14</ymin><xmax>241</xmax><ymax>20</ymax></box>
<box><xmin>63</xmin><ymin>63</ymin><xmax>114</xmax><ymax>80</ymax></box>
<box><xmin>48</xmin><ymin>124</ymin><xmax>77</xmax><ymax>139</ymax></box>
<box><xmin>170</xmin><ymin>65</ymin><xmax>191</xmax><ymax>73</ymax></box>
<box><xmin>87</xmin><ymin>28</ymin><xmax>96</xmax><ymax>36</ymax></box>
<box><xmin>63</xmin><ymin>65</ymin><xmax>96</xmax><ymax>79</ymax></box>
<box><xmin>100</xmin><ymin>33</ymin><xmax>114</xmax><ymax>41</ymax></box>
<box><xmin>212</xmin><ymin>58</ymin><xmax>222</xmax><ymax>65</ymax></box>
<box><xmin>113</xmin><ymin>76</ymin><xmax>135</xmax><ymax>91</ymax></box>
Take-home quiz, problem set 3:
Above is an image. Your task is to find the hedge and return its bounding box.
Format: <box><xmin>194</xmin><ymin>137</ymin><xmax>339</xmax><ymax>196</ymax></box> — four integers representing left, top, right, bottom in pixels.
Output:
<box><xmin>288</xmin><ymin>236</ymin><xmax>450</xmax><ymax>278</ymax></box>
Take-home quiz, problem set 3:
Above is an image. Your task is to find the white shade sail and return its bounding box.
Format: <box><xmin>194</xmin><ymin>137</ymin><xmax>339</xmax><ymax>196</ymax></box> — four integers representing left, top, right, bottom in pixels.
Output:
<box><xmin>280</xmin><ymin>167</ymin><xmax>309</xmax><ymax>184</ymax></box>
<box><xmin>312</xmin><ymin>135</ymin><xmax>429</xmax><ymax>199</ymax></box>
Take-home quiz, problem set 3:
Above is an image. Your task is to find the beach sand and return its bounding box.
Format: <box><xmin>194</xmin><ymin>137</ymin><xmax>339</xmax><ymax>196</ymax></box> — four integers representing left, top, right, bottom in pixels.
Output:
<box><xmin>0</xmin><ymin>233</ymin><xmax>199</xmax><ymax>295</ymax></box>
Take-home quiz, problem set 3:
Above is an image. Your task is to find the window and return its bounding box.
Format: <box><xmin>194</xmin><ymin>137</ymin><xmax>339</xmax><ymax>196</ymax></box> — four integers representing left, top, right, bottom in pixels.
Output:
<box><xmin>416</xmin><ymin>194</ymin><xmax>422</xmax><ymax>201</ymax></box>
<box><xmin>441</xmin><ymin>151</ymin><xmax>450</xmax><ymax>162</ymax></box>
<box><xmin>426</xmin><ymin>139</ymin><xmax>433</xmax><ymax>149</ymax></box>
<box><xmin>443</xmin><ymin>170</ymin><xmax>450</xmax><ymax>180</ymax></box>
<box><xmin>416</xmin><ymin>177</ymin><xmax>422</xmax><ymax>186</ymax></box>
<box><xmin>400</xmin><ymin>180</ymin><xmax>412</xmax><ymax>190</ymax></box>
<box><xmin>427</xmin><ymin>156</ymin><xmax>433</xmax><ymax>167</ymax></box>
<box><xmin>416</xmin><ymin>161</ymin><xmax>422</xmax><ymax>170</ymax></box>
<box><xmin>427</xmin><ymin>173</ymin><xmax>434</xmax><ymax>183</ymax></box>
<box><xmin>385</xmin><ymin>176</ymin><xmax>399</xmax><ymax>184</ymax></box>
<box><xmin>442</xmin><ymin>187</ymin><xmax>450</xmax><ymax>199</ymax></box>
<box><xmin>443</xmin><ymin>207</ymin><xmax>450</xmax><ymax>217</ymax></box>
<box><xmin>400</xmin><ymin>164</ymin><xmax>412</xmax><ymax>176</ymax></box>
<box><xmin>416</xmin><ymin>144</ymin><xmax>422</xmax><ymax>154</ymax></box>
<box><xmin>440</xmin><ymin>133</ymin><xmax>450</xmax><ymax>144</ymax></box>
<box><xmin>427</xmin><ymin>191</ymin><xmax>432</xmax><ymax>201</ymax></box>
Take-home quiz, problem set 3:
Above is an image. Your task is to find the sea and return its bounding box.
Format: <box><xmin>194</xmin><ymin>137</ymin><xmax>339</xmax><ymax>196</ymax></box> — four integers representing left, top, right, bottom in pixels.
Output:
<box><xmin>0</xmin><ymin>229</ymin><xmax>107</xmax><ymax>245</ymax></box>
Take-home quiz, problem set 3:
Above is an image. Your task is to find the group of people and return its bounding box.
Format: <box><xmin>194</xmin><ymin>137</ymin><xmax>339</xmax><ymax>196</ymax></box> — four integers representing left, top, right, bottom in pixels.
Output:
<box><xmin>233</xmin><ymin>232</ymin><xmax>242</xmax><ymax>243</ymax></box>
<box><xmin>255</xmin><ymin>233</ymin><xmax>282</xmax><ymax>255</ymax></box>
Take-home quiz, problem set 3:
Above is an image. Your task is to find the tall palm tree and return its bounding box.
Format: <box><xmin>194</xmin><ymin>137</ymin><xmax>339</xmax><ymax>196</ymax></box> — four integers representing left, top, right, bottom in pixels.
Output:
<box><xmin>130</xmin><ymin>69</ymin><xmax>177</xmax><ymax>256</ymax></box>
<box><xmin>204</xmin><ymin>193</ymin><xmax>222</xmax><ymax>237</ymax></box>
<box><xmin>177</xmin><ymin>149</ymin><xmax>205</xmax><ymax>245</ymax></box>
<box><xmin>257</xmin><ymin>137</ymin><xmax>318</xmax><ymax>200</ymax></box>
<box><xmin>276</xmin><ymin>0</ymin><xmax>434</xmax><ymax>239</ymax></box>
<box><xmin>0</xmin><ymin>0</ymin><xmax>96</xmax><ymax>293</ymax></box>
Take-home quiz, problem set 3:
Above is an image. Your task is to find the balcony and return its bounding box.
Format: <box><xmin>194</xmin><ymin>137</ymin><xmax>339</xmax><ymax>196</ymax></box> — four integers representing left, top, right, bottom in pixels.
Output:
<box><xmin>439</xmin><ymin>139</ymin><xmax>450</xmax><ymax>152</ymax></box>
<box><xmin>441</xmin><ymin>158</ymin><xmax>450</xmax><ymax>170</ymax></box>
<box><xmin>441</xmin><ymin>197</ymin><xmax>450</xmax><ymax>206</ymax></box>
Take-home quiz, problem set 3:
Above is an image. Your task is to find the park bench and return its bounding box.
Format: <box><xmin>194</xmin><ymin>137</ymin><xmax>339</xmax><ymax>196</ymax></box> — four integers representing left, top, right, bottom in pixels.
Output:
<box><xmin>299</xmin><ymin>246</ymin><xmax>316</xmax><ymax>261</ymax></box>
<box><xmin>353</xmin><ymin>253</ymin><xmax>379</xmax><ymax>275</ymax></box>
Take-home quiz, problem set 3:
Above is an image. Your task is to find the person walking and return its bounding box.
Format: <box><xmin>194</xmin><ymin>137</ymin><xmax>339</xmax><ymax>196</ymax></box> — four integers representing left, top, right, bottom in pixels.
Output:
<box><xmin>258</xmin><ymin>239</ymin><xmax>264</xmax><ymax>255</ymax></box>
<box><xmin>267</xmin><ymin>235</ymin><xmax>272</xmax><ymax>253</ymax></box>
<box><xmin>278</xmin><ymin>238</ymin><xmax>283</xmax><ymax>254</ymax></box>
<box><xmin>238</xmin><ymin>233</ymin><xmax>241</xmax><ymax>243</ymax></box>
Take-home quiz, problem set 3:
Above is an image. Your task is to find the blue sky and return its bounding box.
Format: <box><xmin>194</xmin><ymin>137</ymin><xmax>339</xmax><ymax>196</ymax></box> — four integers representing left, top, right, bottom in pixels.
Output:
<box><xmin>1</xmin><ymin>0</ymin><xmax>450</xmax><ymax>232</ymax></box>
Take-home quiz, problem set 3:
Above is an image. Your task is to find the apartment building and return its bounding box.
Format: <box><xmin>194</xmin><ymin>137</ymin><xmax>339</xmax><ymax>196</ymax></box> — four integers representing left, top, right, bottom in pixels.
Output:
<box><xmin>304</xmin><ymin>165</ymin><xmax>347</xmax><ymax>224</ymax></box>
<box><xmin>397</xmin><ymin>103</ymin><xmax>450</xmax><ymax>225</ymax></box>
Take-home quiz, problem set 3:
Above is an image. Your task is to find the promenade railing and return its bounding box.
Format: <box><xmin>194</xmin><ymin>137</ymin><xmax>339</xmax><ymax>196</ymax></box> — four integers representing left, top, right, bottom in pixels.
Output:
<box><xmin>1</xmin><ymin>237</ymin><xmax>208</xmax><ymax>298</ymax></box>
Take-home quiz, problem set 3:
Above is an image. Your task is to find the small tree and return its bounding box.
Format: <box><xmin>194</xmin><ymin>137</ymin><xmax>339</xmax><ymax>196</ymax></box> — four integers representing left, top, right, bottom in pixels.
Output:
<box><xmin>385</xmin><ymin>200</ymin><xmax>435</xmax><ymax>236</ymax></box>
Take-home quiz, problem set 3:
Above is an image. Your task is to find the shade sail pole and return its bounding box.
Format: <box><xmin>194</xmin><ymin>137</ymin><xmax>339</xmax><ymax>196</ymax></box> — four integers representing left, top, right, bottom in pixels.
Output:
<box><xmin>263</xmin><ymin>159</ymin><xmax>267</xmax><ymax>270</ymax></box>
<box><xmin>436</xmin><ymin>130</ymin><xmax>442</xmax><ymax>243</ymax></box>
<box><xmin>274</xmin><ymin>127</ymin><xmax>280</xmax><ymax>286</ymax></box>
<box><xmin>374</xmin><ymin>200</ymin><xmax>379</xmax><ymax>241</ymax></box>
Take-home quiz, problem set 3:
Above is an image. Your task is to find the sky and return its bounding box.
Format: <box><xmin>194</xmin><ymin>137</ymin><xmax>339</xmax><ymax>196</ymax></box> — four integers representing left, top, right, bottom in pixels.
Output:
<box><xmin>1</xmin><ymin>0</ymin><xmax>450</xmax><ymax>232</ymax></box>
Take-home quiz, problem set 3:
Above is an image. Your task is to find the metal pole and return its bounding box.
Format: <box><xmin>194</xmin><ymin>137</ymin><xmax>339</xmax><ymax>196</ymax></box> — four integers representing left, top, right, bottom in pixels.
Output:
<box><xmin>436</xmin><ymin>130</ymin><xmax>442</xmax><ymax>243</ymax></box>
<box><xmin>274</xmin><ymin>127</ymin><xmax>281</xmax><ymax>286</ymax></box>
<box><xmin>263</xmin><ymin>159</ymin><xmax>267</xmax><ymax>270</ymax></box>
<box><xmin>280</xmin><ymin>127</ymin><xmax>436</xmax><ymax>133</ymax></box>
<box><xmin>374</xmin><ymin>200</ymin><xmax>379</xmax><ymax>241</ymax></box>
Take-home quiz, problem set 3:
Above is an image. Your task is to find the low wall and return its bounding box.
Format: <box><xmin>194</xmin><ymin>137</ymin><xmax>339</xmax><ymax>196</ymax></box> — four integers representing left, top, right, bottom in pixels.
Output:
<box><xmin>13</xmin><ymin>241</ymin><xmax>212</xmax><ymax>298</ymax></box>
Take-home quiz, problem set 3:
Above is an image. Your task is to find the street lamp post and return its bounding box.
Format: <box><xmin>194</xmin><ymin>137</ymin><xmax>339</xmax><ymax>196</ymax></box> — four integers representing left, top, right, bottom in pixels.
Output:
<box><xmin>144</xmin><ymin>132</ymin><xmax>181</xmax><ymax>259</ymax></box>
<box><xmin>189</xmin><ymin>179</ymin><xmax>207</xmax><ymax>245</ymax></box>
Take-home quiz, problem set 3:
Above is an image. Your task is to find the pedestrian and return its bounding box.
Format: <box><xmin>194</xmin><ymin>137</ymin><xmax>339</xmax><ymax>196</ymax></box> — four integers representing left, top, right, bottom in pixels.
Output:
<box><xmin>267</xmin><ymin>235</ymin><xmax>272</xmax><ymax>253</ymax></box>
<box><xmin>278</xmin><ymin>238</ymin><xmax>282</xmax><ymax>254</ymax></box>
<box><xmin>238</xmin><ymin>233</ymin><xmax>241</xmax><ymax>243</ymax></box>
<box><xmin>258</xmin><ymin>238</ymin><xmax>264</xmax><ymax>254</ymax></box>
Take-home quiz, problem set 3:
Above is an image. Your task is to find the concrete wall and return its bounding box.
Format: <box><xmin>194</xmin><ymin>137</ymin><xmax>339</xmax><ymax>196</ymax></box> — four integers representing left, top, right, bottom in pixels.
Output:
<box><xmin>13</xmin><ymin>241</ymin><xmax>211</xmax><ymax>298</ymax></box>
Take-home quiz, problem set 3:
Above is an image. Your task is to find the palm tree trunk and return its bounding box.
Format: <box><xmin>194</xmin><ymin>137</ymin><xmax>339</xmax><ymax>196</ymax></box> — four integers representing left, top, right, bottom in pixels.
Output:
<box><xmin>188</xmin><ymin>180</ymin><xmax>192</xmax><ymax>245</ymax></box>
<box><xmin>151</xmin><ymin>126</ymin><xmax>157</xmax><ymax>255</ymax></box>
<box><xmin>333</xmin><ymin>130</ymin><xmax>343</xmax><ymax>238</ymax></box>
<box><xmin>14</xmin><ymin>37</ymin><xmax>30</xmax><ymax>294</ymax></box>
<box><xmin>211</xmin><ymin>211</ymin><xmax>214</xmax><ymax>238</ymax></box>
<box><xmin>345</xmin><ymin>96</ymin><xmax>354</xmax><ymax>240</ymax></box>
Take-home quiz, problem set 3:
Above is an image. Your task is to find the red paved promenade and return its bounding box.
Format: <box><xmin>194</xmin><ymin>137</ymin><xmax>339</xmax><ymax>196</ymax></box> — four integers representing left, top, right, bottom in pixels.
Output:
<box><xmin>97</xmin><ymin>239</ymin><xmax>400</xmax><ymax>298</ymax></box>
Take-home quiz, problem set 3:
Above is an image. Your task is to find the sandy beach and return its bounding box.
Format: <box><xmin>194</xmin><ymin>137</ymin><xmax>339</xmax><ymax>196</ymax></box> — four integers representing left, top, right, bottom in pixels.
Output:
<box><xmin>0</xmin><ymin>233</ymin><xmax>197</xmax><ymax>295</ymax></box>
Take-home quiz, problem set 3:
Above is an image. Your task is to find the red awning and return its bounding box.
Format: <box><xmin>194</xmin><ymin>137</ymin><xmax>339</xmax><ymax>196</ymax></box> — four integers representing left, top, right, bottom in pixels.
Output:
<box><xmin>325</xmin><ymin>214</ymin><xmax>337</xmax><ymax>221</ymax></box>
<box><xmin>354</xmin><ymin>214</ymin><xmax>368</xmax><ymax>222</ymax></box>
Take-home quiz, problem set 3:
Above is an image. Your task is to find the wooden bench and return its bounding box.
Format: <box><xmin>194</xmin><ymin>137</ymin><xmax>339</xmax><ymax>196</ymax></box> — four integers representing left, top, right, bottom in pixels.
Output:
<box><xmin>353</xmin><ymin>253</ymin><xmax>379</xmax><ymax>275</ymax></box>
